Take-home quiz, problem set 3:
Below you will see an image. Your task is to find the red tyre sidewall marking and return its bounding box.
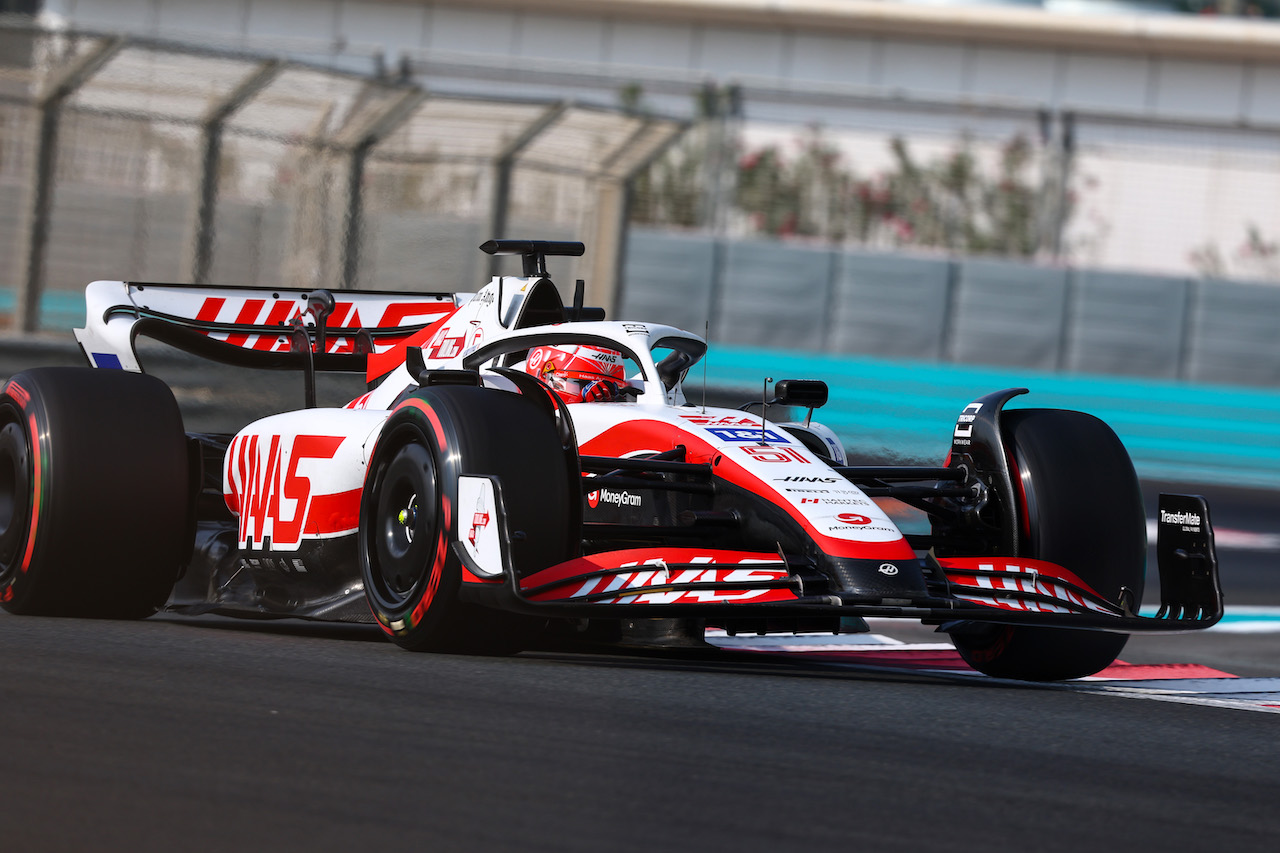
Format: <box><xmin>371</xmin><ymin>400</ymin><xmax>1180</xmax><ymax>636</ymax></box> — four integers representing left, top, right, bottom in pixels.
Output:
<box><xmin>410</xmin><ymin>495</ymin><xmax>450</xmax><ymax>631</ymax></box>
<box><xmin>386</xmin><ymin>397</ymin><xmax>453</xmax><ymax>635</ymax></box>
<box><xmin>19</xmin><ymin>412</ymin><xmax>41</xmax><ymax>574</ymax></box>
<box><xmin>4</xmin><ymin>380</ymin><xmax>30</xmax><ymax>410</ymax></box>
<box><xmin>3</xmin><ymin>380</ymin><xmax>42</xmax><ymax>583</ymax></box>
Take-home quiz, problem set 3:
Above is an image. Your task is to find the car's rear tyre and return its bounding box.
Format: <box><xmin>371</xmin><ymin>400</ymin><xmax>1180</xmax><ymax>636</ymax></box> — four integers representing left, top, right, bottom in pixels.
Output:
<box><xmin>948</xmin><ymin>408</ymin><xmax>1146</xmax><ymax>681</ymax></box>
<box><xmin>360</xmin><ymin>384</ymin><xmax>574</xmax><ymax>654</ymax></box>
<box><xmin>0</xmin><ymin>367</ymin><xmax>191</xmax><ymax>618</ymax></box>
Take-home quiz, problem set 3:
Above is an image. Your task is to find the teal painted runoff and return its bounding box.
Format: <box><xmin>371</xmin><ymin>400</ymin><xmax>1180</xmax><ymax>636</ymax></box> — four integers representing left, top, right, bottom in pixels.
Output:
<box><xmin>703</xmin><ymin>345</ymin><xmax>1280</xmax><ymax>490</ymax></box>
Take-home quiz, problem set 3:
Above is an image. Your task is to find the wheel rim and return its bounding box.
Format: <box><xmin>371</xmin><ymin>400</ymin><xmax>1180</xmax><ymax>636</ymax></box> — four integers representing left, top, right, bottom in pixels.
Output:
<box><xmin>368</xmin><ymin>441</ymin><xmax>438</xmax><ymax>609</ymax></box>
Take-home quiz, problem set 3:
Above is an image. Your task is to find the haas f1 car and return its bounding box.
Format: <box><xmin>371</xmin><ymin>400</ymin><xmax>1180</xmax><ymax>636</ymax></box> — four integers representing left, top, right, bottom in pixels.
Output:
<box><xmin>0</xmin><ymin>240</ymin><xmax>1222</xmax><ymax>680</ymax></box>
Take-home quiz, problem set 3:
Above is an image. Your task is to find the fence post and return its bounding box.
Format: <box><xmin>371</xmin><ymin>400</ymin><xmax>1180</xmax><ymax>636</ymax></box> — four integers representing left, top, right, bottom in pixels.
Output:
<box><xmin>186</xmin><ymin>60</ymin><xmax>281</xmax><ymax>285</ymax></box>
<box><xmin>1035</xmin><ymin>109</ymin><xmax>1076</xmax><ymax>261</ymax></box>
<box><xmin>1177</xmin><ymin>276</ymin><xmax>1199</xmax><ymax>381</ymax></box>
<box><xmin>12</xmin><ymin>35</ymin><xmax>123</xmax><ymax>332</ymax></box>
<box><xmin>336</xmin><ymin>86</ymin><xmax>426</xmax><ymax>290</ymax></box>
<box><xmin>938</xmin><ymin>258</ymin><xmax>961</xmax><ymax>362</ymax></box>
<box><xmin>487</xmin><ymin>101</ymin><xmax>569</xmax><ymax>279</ymax></box>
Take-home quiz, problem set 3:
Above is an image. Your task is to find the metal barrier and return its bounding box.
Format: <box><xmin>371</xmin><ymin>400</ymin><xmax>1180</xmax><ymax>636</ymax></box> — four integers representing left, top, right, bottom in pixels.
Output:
<box><xmin>621</xmin><ymin>229</ymin><xmax>1280</xmax><ymax>388</ymax></box>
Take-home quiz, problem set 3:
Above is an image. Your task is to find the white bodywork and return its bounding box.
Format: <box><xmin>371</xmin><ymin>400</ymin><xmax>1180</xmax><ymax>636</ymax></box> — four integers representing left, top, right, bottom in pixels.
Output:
<box><xmin>75</xmin><ymin>274</ymin><xmax>887</xmax><ymax>556</ymax></box>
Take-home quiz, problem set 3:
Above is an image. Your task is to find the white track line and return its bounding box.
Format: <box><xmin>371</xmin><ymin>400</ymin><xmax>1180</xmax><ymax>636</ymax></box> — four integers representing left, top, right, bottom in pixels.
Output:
<box><xmin>707</xmin><ymin>631</ymin><xmax>1280</xmax><ymax>713</ymax></box>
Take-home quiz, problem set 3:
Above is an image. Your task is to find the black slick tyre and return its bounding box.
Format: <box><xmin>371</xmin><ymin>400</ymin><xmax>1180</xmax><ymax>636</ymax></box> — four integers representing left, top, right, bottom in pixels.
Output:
<box><xmin>360</xmin><ymin>384</ymin><xmax>574</xmax><ymax>654</ymax></box>
<box><xmin>0</xmin><ymin>367</ymin><xmax>191</xmax><ymax>618</ymax></box>
<box><xmin>948</xmin><ymin>408</ymin><xmax>1146</xmax><ymax>681</ymax></box>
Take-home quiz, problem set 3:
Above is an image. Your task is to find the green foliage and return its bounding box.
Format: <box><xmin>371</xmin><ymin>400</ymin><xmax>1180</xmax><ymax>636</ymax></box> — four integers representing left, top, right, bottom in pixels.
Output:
<box><xmin>653</xmin><ymin>125</ymin><xmax>1060</xmax><ymax>256</ymax></box>
<box><xmin>1190</xmin><ymin>222</ymin><xmax>1280</xmax><ymax>281</ymax></box>
<box><xmin>629</xmin><ymin>130</ymin><xmax>704</xmax><ymax>228</ymax></box>
<box><xmin>626</xmin><ymin>81</ymin><xmax>1073</xmax><ymax>258</ymax></box>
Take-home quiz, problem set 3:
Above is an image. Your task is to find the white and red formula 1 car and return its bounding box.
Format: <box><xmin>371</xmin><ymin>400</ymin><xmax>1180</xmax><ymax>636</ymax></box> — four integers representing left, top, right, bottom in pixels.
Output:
<box><xmin>0</xmin><ymin>240</ymin><xmax>1222</xmax><ymax>680</ymax></box>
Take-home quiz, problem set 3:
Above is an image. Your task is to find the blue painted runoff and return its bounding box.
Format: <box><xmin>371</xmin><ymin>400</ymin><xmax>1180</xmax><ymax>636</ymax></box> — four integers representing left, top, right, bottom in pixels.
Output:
<box><xmin>704</xmin><ymin>345</ymin><xmax>1280</xmax><ymax>491</ymax></box>
<box><xmin>0</xmin><ymin>289</ymin><xmax>86</xmax><ymax>329</ymax></box>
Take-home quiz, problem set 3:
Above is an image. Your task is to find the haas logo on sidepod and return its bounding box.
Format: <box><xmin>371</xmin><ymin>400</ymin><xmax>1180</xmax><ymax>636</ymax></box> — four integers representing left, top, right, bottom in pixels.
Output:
<box><xmin>230</xmin><ymin>434</ymin><xmax>345</xmax><ymax>550</ymax></box>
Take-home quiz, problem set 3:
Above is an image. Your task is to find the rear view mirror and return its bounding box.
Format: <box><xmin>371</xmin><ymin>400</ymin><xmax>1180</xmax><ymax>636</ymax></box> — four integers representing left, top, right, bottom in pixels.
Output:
<box><xmin>773</xmin><ymin>379</ymin><xmax>828</xmax><ymax>409</ymax></box>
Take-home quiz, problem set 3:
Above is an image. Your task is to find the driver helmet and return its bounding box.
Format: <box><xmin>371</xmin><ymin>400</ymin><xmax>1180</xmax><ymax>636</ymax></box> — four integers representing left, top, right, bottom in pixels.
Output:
<box><xmin>525</xmin><ymin>344</ymin><xmax>625</xmax><ymax>403</ymax></box>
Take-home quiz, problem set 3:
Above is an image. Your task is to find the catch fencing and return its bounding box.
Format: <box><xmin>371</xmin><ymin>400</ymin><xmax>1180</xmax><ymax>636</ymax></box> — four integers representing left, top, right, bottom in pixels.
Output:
<box><xmin>0</xmin><ymin>21</ymin><xmax>686</xmax><ymax>330</ymax></box>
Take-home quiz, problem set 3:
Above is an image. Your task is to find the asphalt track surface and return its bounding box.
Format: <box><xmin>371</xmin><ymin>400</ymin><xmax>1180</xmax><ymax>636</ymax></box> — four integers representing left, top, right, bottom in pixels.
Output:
<box><xmin>2</xmin><ymin>480</ymin><xmax>1278</xmax><ymax>852</ymax></box>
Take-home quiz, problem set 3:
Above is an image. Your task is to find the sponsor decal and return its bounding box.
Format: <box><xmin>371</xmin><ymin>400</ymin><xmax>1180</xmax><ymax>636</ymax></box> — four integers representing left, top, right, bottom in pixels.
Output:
<box><xmin>878</xmin><ymin>563</ymin><xmax>899</xmax><ymax>576</ymax></box>
<box><xmin>469</xmin><ymin>507</ymin><xmax>490</xmax><ymax>546</ymax></box>
<box><xmin>562</xmin><ymin>560</ymin><xmax>791</xmax><ymax>605</ymax></box>
<box><xmin>1160</xmin><ymin>508</ymin><xmax>1203</xmax><ymax>532</ymax></box>
<box><xmin>785</xmin><ymin>487</ymin><xmax>830</xmax><ymax>493</ymax></box>
<box><xmin>823</xmin><ymin>511</ymin><xmax>898</xmax><ymax>534</ymax></box>
<box><xmin>591</xmin><ymin>350</ymin><xmax>621</xmax><ymax>367</ymax></box>
<box><xmin>426</xmin><ymin>325</ymin><xmax>467</xmax><ymax>359</ymax></box>
<box><xmin>941</xmin><ymin>560</ymin><xmax>1113</xmax><ymax>615</ymax></box>
<box><xmin>829</xmin><ymin>524</ymin><xmax>898</xmax><ymax>534</ymax></box>
<box><xmin>794</xmin><ymin>497</ymin><xmax>871</xmax><ymax>507</ymax></box>
<box><xmin>708</xmin><ymin>427</ymin><xmax>787</xmax><ymax>443</ymax></box>
<box><xmin>458</xmin><ymin>476</ymin><xmax>504</xmax><ymax>577</ymax></box>
<box><xmin>682</xmin><ymin>414</ymin><xmax>762</xmax><ymax>427</ymax></box>
<box><xmin>230</xmin><ymin>434</ymin><xmax>347</xmax><ymax>550</ymax></box>
<box><xmin>238</xmin><ymin>556</ymin><xmax>310</xmax><ymax>574</ymax></box>
<box><xmin>954</xmin><ymin>402</ymin><xmax>981</xmax><ymax>441</ymax></box>
<box><xmin>743</xmin><ymin>444</ymin><xmax>809</xmax><ymax>463</ymax></box>
<box><xmin>192</xmin><ymin>295</ymin><xmax>449</xmax><ymax>353</ymax></box>
<box><xmin>586</xmin><ymin>487</ymin><xmax>643</xmax><ymax>508</ymax></box>
<box><xmin>775</xmin><ymin>476</ymin><xmax>840</xmax><ymax>483</ymax></box>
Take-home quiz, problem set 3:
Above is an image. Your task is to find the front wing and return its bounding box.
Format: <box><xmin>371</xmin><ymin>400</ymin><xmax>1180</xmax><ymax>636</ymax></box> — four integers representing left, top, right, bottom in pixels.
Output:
<box><xmin>453</xmin><ymin>476</ymin><xmax>1223</xmax><ymax>634</ymax></box>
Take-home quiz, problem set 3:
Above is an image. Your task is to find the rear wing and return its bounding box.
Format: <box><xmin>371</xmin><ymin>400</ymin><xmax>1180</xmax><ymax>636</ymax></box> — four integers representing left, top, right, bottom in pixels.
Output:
<box><xmin>74</xmin><ymin>280</ymin><xmax>461</xmax><ymax>374</ymax></box>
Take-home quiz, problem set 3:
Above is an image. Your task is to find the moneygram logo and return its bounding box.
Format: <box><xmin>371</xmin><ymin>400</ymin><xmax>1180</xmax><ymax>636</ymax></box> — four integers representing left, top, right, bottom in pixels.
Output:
<box><xmin>586</xmin><ymin>488</ymin><xmax>643</xmax><ymax>509</ymax></box>
<box><xmin>835</xmin><ymin>513</ymin><xmax>872</xmax><ymax>525</ymax></box>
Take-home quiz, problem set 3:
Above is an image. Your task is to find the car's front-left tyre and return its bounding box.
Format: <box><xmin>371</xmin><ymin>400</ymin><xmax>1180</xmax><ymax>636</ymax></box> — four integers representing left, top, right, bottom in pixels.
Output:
<box><xmin>360</xmin><ymin>383</ymin><xmax>576</xmax><ymax>654</ymax></box>
<box><xmin>0</xmin><ymin>367</ymin><xmax>192</xmax><ymax>618</ymax></box>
